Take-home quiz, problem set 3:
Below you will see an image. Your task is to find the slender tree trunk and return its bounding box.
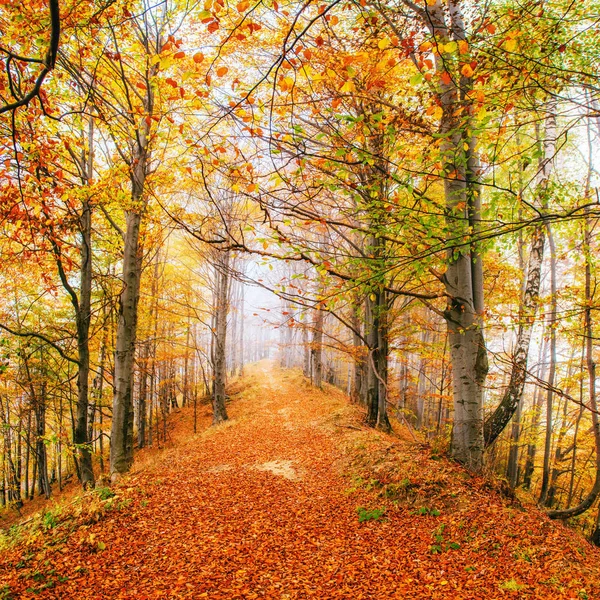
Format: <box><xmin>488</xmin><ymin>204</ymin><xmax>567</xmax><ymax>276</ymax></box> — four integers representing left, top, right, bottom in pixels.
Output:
<box><xmin>36</xmin><ymin>381</ymin><xmax>50</xmax><ymax>499</ymax></box>
<box><xmin>523</xmin><ymin>339</ymin><xmax>547</xmax><ymax>490</ymax></box>
<box><xmin>137</xmin><ymin>342</ymin><xmax>148</xmax><ymax>449</ymax></box>
<box><xmin>73</xmin><ymin>118</ymin><xmax>95</xmax><ymax>488</ymax></box>
<box><xmin>212</xmin><ymin>251</ymin><xmax>230</xmax><ymax>424</ymax></box>
<box><xmin>312</xmin><ymin>307</ymin><xmax>324</xmax><ymax>389</ymax></box>
<box><xmin>302</xmin><ymin>322</ymin><xmax>310</xmax><ymax>378</ymax></box>
<box><xmin>539</xmin><ymin>226</ymin><xmax>557</xmax><ymax>505</ymax></box>
<box><xmin>550</xmin><ymin>205</ymin><xmax>600</xmax><ymax>522</ymax></box>
<box><xmin>506</xmin><ymin>399</ymin><xmax>522</xmax><ymax>488</ymax></box>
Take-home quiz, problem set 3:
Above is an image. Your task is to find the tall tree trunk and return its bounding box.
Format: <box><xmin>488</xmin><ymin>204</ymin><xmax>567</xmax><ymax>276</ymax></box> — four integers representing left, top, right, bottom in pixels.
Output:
<box><xmin>137</xmin><ymin>342</ymin><xmax>148</xmax><ymax>449</ymax></box>
<box><xmin>523</xmin><ymin>339</ymin><xmax>547</xmax><ymax>490</ymax></box>
<box><xmin>111</xmin><ymin>206</ymin><xmax>144</xmax><ymax>479</ymax></box>
<box><xmin>364</xmin><ymin>288</ymin><xmax>391</xmax><ymax>432</ymax></box>
<box><xmin>425</xmin><ymin>0</ymin><xmax>488</xmax><ymax>471</ymax></box>
<box><xmin>550</xmin><ymin>206</ymin><xmax>600</xmax><ymax>522</ymax></box>
<box><xmin>506</xmin><ymin>399</ymin><xmax>522</xmax><ymax>488</ymax></box>
<box><xmin>212</xmin><ymin>251</ymin><xmax>230</xmax><ymax>424</ymax></box>
<box><xmin>312</xmin><ymin>307</ymin><xmax>324</xmax><ymax>389</ymax></box>
<box><xmin>73</xmin><ymin>116</ymin><xmax>95</xmax><ymax>488</ymax></box>
<box><xmin>36</xmin><ymin>381</ymin><xmax>50</xmax><ymax>499</ymax></box>
<box><xmin>539</xmin><ymin>225</ymin><xmax>557</xmax><ymax>505</ymax></box>
<box><xmin>350</xmin><ymin>302</ymin><xmax>365</xmax><ymax>404</ymax></box>
<box><xmin>302</xmin><ymin>322</ymin><xmax>310</xmax><ymax>378</ymax></box>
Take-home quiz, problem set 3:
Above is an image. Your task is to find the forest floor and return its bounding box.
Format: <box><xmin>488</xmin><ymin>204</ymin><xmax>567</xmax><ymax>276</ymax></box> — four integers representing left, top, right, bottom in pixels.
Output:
<box><xmin>1</xmin><ymin>362</ymin><xmax>599</xmax><ymax>599</ymax></box>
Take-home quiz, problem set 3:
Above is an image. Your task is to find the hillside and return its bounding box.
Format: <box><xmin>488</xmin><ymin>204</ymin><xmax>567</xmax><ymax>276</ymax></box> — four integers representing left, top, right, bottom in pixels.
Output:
<box><xmin>1</xmin><ymin>363</ymin><xmax>598</xmax><ymax>599</ymax></box>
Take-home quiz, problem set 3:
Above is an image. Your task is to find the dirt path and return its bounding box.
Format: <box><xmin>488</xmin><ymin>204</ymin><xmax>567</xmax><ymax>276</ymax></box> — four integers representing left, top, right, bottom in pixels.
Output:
<box><xmin>1</xmin><ymin>363</ymin><xmax>599</xmax><ymax>599</ymax></box>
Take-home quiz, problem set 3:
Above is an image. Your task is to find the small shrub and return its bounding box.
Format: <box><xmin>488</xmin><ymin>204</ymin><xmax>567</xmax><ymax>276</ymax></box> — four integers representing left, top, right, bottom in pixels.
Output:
<box><xmin>95</xmin><ymin>486</ymin><xmax>116</xmax><ymax>501</ymax></box>
<box><xmin>414</xmin><ymin>506</ymin><xmax>440</xmax><ymax>517</ymax></box>
<box><xmin>357</xmin><ymin>507</ymin><xmax>386</xmax><ymax>523</ymax></box>
<box><xmin>42</xmin><ymin>512</ymin><xmax>58</xmax><ymax>530</ymax></box>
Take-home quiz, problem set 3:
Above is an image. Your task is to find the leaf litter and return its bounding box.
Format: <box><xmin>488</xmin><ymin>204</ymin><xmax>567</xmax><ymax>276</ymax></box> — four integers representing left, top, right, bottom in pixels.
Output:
<box><xmin>0</xmin><ymin>362</ymin><xmax>599</xmax><ymax>599</ymax></box>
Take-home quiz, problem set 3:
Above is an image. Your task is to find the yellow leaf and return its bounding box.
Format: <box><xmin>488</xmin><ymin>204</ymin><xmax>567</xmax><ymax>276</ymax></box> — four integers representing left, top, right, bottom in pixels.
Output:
<box><xmin>419</xmin><ymin>41</ymin><xmax>432</xmax><ymax>52</ymax></box>
<box><xmin>340</xmin><ymin>80</ymin><xmax>355</xmax><ymax>93</ymax></box>
<box><xmin>369</xmin><ymin>294</ymin><xmax>376</xmax><ymax>301</ymax></box>
<box><xmin>433</xmin><ymin>106</ymin><xmax>443</xmax><ymax>120</ymax></box>
<box><xmin>505</xmin><ymin>38</ymin><xmax>517</xmax><ymax>52</ymax></box>
<box><xmin>444</xmin><ymin>41</ymin><xmax>457</xmax><ymax>53</ymax></box>
<box><xmin>378</xmin><ymin>37</ymin><xmax>391</xmax><ymax>50</ymax></box>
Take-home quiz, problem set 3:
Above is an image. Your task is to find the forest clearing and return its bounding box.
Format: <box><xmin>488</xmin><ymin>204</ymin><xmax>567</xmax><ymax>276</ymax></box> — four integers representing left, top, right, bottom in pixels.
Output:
<box><xmin>1</xmin><ymin>363</ymin><xmax>599</xmax><ymax>599</ymax></box>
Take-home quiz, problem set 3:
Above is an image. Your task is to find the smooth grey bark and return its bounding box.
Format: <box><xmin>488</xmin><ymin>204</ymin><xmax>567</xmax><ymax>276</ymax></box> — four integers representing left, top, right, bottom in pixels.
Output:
<box><xmin>312</xmin><ymin>309</ymin><xmax>324</xmax><ymax>389</ymax></box>
<box><xmin>211</xmin><ymin>251</ymin><xmax>230</xmax><ymax>424</ymax></box>
<box><xmin>302</xmin><ymin>322</ymin><xmax>310</xmax><ymax>378</ymax></box>
<box><xmin>372</xmin><ymin>1</ymin><xmax>488</xmax><ymax>458</ymax></box>
<box><xmin>364</xmin><ymin>288</ymin><xmax>391</xmax><ymax>432</ymax></box>
<box><xmin>350</xmin><ymin>302</ymin><xmax>365</xmax><ymax>404</ymax></box>
<box><xmin>35</xmin><ymin>381</ymin><xmax>51</xmax><ymax>499</ymax></box>
<box><xmin>422</xmin><ymin>0</ymin><xmax>488</xmax><ymax>471</ymax></box>
<box><xmin>416</xmin><ymin>329</ymin><xmax>429</xmax><ymax>429</ymax></box>
<box><xmin>239</xmin><ymin>283</ymin><xmax>245</xmax><ymax>377</ymax></box>
<box><xmin>111</xmin><ymin>206</ymin><xmax>144</xmax><ymax>478</ymax></box>
<box><xmin>107</xmin><ymin>6</ymin><xmax>162</xmax><ymax>480</ymax></box>
<box><xmin>137</xmin><ymin>342</ymin><xmax>148</xmax><ymax>448</ymax></box>
<box><xmin>506</xmin><ymin>400</ymin><xmax>522</xmax><ymax>488</ymax></box>
<box><xmin>73</xmin><ymin>116</ymin><xmax>95</xmax><ymax>489</ymax></box>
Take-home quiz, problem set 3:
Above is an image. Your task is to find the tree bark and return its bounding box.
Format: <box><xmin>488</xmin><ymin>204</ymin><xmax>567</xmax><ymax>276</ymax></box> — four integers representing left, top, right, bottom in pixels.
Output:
<box><xmin>549</xmin><ymin>206</ymin><xmax>600</xmax><ymax>521</ymax></box>
<box><xmin>73</xmin><ymin>116</ymin><xmax>95</xmax><ymax>489</ymax></box>
<box><xmin>484</xmin><ymin>227</ymin><xmax>545</xmax><ymax>446</ymax></box>
<box><xmin>212</xmin><ymin>251</ymin><xmax>230</xmax><ymax>424</ymax></box>
<box><xmin>312</xmin><ymin>307</ymin><xmax>324</xmax><ymax>389</ymax></box>
<box><xmin>539</xmin><ymin>225</ymin><xmax>557</xmax><ymax>505</ymax></box>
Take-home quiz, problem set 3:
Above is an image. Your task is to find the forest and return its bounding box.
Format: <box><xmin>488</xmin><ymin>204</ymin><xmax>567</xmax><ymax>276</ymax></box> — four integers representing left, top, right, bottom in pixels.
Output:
<box><xmin>1</xmin><ymin>0</ymin><xmax>600</xmax><ymax>596</ymax></box>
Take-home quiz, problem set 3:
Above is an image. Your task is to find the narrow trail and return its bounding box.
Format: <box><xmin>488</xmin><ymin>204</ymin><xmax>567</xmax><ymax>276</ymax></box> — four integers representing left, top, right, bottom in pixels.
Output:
<box><xmin>1</xmin><ymin>363</ymin><xmax>599</xmax><ymax>599</ymax></box>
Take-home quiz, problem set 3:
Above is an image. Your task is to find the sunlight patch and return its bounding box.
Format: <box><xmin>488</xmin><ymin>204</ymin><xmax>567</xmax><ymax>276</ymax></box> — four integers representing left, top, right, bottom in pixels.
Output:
<box><xmin>254</xmin><ymin>460</ymin><xmax>299</xmax><ymax>480</ymax></box>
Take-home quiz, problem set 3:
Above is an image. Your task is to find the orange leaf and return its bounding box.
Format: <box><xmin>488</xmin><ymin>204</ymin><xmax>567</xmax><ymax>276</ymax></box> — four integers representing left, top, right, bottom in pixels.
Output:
<box><xmin>207</xmin><ymin>20</ymin><xmax>219</xmax><ymax>33</ymax></box>
<box><xmin>216</xmin><ymin>66</ymin><xmax>228</xmax><ymax>77</ymax></box>
<box><xmin>193</xmin><ymin>52</ymin><xmax>205</xmax><ymax>63</ymax></box>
